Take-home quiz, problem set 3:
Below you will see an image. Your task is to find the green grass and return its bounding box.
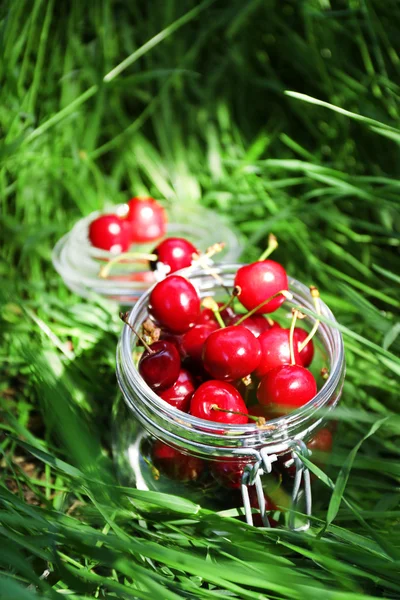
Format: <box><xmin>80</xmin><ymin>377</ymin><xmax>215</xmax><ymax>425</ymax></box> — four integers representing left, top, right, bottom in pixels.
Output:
<box><xmin>1</xmin><ymin>0</ymin><xmax>400</xmax><ymax>597</ymax></box>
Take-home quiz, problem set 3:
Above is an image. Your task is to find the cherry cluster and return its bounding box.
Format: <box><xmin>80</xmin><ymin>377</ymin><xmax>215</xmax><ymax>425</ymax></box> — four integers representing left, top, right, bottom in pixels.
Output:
<box><xmin>89</xmin><ymin>196</ymin><xmax>167</xmax><ymax>253</ymax></box>
<box><xmin>124</xmin><ymin>238</ymin><xmax>322</xmax><ymax>426</ymax></box>
<box><xmin>120</xmin><ymin>236</ymin><xmax>334</xmax><ymax>514</ymax></box>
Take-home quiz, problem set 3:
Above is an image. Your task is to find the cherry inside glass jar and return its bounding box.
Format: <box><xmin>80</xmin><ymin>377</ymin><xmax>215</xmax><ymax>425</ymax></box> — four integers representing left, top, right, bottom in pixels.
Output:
<box><xmin>114</xmin><ymin>263</ymin><xmax>345</xmax><ymax>527</ymax></box>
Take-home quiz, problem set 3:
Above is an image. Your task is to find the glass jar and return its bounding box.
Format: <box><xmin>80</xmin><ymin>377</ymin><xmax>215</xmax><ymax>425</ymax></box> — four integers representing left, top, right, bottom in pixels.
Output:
<box><xmin>114</xmin><ymin>263</ymin><xmax>345</xmax><ymax>527</ymax></box>
<box><xmin>52</xmin><ymin>204</ymin><xmax>242</xmax><ymax>304</ymax></box>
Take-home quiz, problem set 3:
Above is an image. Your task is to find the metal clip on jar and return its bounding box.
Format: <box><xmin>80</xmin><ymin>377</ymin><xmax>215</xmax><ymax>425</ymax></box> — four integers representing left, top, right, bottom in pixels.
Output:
<box><xmin>115</xmin><ymin>263</ymin><xmax>345</xmax><ymax>529</ymax></box>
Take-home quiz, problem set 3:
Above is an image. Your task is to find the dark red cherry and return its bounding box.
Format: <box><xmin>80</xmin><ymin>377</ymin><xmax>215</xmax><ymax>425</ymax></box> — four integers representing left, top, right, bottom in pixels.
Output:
<box><xmin>149</xmin><ymin>275</ymin><xmax>201</xmax><ymax>334</ymax></box>
<box><xmin>247</xmin><ymin>403</ymin><xmax>270</xmax><ymax>419</ymax></box>
<box><xmin>151</xmin><ymin>237</ymin><xmax>198</xmax><ymax>274</ymax></box>
<box><xmin>255</xmin><ymin>328</ymin><xmax>301</xmax><ymax>378</ymax></box>
<box><xmin>294</xmin><ymin>327</ymin><xmax>314</xmax><ymax>367</ymax></box>
<box><xmin>139</xmin><ymin>340</ymin><xmax>180</xmax><ymax>391</ymax></box>
<box><xmin>159</xmin><ymin>330</ymin><xmax>185</xmax><ymax>357</ymax></box>
<box><xmin>257</xmin><ymin>364</ymin><xmax>317</xmax><ymax>412</ymax></box>
<box><xmin>211</xmin><ymin>458</ymin><xmax>249</xmax><ymax>489</ymax></box>
<box><xmin>125</xmin><ymin>196</ymin><xmax>167</xmax><ymax>243</ymax></box>
<box><xmin>229</xmin><ymin>314</ymin><xmax>280</xmax><ymax>338</ymax></box>
<box><xmin>88</xmin><ymin>214</ymin><xmax>131</xmax><ymax>253</ymax></box>
<box><xmin>190</xmin><ymin>381</ymin><xmax>249</xmax><ymax>424</ymax></box>
<box><xmin>202</xmin><ymin>325</ymin><xmax>261</xmax><ymax>381</ymax></box>
<box><xmin>159</xmin><ymin>368</ymin><xmax>196</xmax><ymax>412</ymax></box>
<box><xmin>181</xmin><ymin>322</ymin><xmax>218</xmax><ymax>362</ymax></box>
<box><xmin>152</xmin><ymin>440</ymin><xmax>204</xmax><ymax>482</ymax></box>
<box><xmin>307</xmin><ymin>428</ymin><xmax>333</xmax><ymax>454</ymax></box>
<box><xmin>234</xmin><ymin>260</ymin><xmax>288</xmax><ymax>314</ymax></box>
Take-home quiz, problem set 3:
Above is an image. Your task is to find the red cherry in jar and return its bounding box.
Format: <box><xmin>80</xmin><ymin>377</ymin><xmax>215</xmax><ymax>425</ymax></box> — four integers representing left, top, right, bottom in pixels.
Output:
<box><xmin>181</xmin><ymin>322</ymin><xmax>218</xmax><ymax>363</ymax></box>
<box><xmin>151</xmin><ymin>237</ymin><xmax>198</xmax><ymax>274</ymax></box>
<box><xmin>255</xmin><ymin>327</ymin><xmax>301</xmax><ymax>378</ymax></box>
<box><xmin>159</xmin><ymin>368</ymin><xmax>196</xmax><ymax>412</ymax></box>
<box><xmin>234</xmin><ymin>260</ymin><xmax>288</xmax><ymax>314</ymax></box>
<box><xmin>149</xmin><ymin>275</ymin><xmax>200</xmax><ymax>334</ymax></box>
<box><xmin>138</xmin><ymin>340</ymin><xmax>180</xmax><ymax>391</ymax></box>
<box><xmin>257</xmin><ymin>364</ymin><xmax>317</xmax><ymax>412</ymax></box>
<box><xmin>202</xmin><ymin>325</ymin><xmax>261</xmax><ymax>381</ymax></box>
<box><xmin>190</xmin><ymin>381</ymin><xmax>249</xmax><ymax>424</ymax></box>
<box><xmin>88</xmin><ymin>214</ymin><xmax>131</xmax><ymax>253</ymax></box>
<box><xmin>125</xmin><ymin>196</ymin><xmax>167</xmax><ymax>243</ymax></box>
<box><xmin>152</xmin><ymin>440</ymin><xmax>204</xmax><ymax>482</ymax></box>
<box><xmin>211</xmin><ymin>458</ymin><xmax>249</xmax><ymax>489</ymax></box>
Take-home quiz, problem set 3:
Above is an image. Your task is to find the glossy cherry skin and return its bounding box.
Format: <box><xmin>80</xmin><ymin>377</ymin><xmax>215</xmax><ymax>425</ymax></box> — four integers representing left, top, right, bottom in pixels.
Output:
<box><xmin>294</xmin><ymin>327</ymin><xmax>314</xmax><ymax>367</ymax></box>
<box><xmin>202</xmin><ymin>325</ymin><xmax>262</xmax><ymax>381</ymax></box>
<box><xmin>190</xmin><ymin>381</ymin><xmax>249</xmax><ymax>424</ymax></box>
<box><xmin>152</xmin><ymin>440</ymin><xmax>204</xmax><ymax>482</ymax></box>
<box><xmin>138</xmin><ymin>340</ymin><xmax>180</xmax><ymax>391</ymax></box>
<box><xmin>159</xmin><ymin>330</ymin><xmax>185</xmax><ymax>357</ymax></box>
<box><xmin>234</xmin><ymin>260</ymin><xmax>288</xmax><ymax>314</ymax></box>
<box><xmin>257</xmin><ymin>364</ymin><xmax>317</xmax><ymax>412</ymax></box>
<box><xmin>211</xmin><ymin>458</ymin><xmax>249</xmax><ymax>489</ymax></box>
<box><xmin>181</xmin><ymin>322</ymin><xmax>218</xmax><ymax>362</ymax></box>
<box><xmin>88</xmin><ymin>214</ymin><xmax>131</xmax><ymax>253</ymax></box>
<box><xmin>159</xmin><ymin>368</ymin><xmax>196</xmax><ymax>412</ymax></box>
<box><xmin>149</xmin><ymin>275</ymin><xmax>200</xmax><ymax>334</ymax></box>
<box><xmin>254</xmin><ymin>327</ymin><xmax>301</xmax><ymax>378</ymax></box>
<box><xmin>229</xmin><ymin>314</ymin><xmax>280</xmax><ymax>338</ymax></box>
<box><xmin>125</xmin><ymin>196</ymin><xmax>167</xmax><ymax>243</ymax></box>
<box><xmin>151</xmin><ymin>237</ymin><xmax>198</xmax><ymax>274</ymax></box>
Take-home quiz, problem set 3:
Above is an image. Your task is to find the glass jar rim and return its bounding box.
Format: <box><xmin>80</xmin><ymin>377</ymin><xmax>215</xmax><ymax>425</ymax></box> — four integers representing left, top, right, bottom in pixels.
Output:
<box><xmin>116</xmin><ymin>263</ymin><xmax>345</xmax><ymax>454</ymax></box>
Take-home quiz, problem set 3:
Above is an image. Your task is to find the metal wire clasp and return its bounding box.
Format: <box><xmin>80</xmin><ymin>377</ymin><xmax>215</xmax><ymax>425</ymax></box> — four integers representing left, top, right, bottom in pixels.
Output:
<box><xmin>232</xmin><ymin>447</ymin><xmax>277</xmax><ymax>527</ymax></box>
<box><xmin>288</xmin><ymin>439</ymin><xmax>312</xmax><ymax>531</ymax></box>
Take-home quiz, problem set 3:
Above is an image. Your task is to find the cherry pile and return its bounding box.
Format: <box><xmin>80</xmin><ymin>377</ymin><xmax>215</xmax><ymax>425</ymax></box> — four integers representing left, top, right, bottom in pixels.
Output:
<box><xmin>120</xmin><ymin>237</ymin><xmax>334</xmax><ymax>520</ymax></box>
<box><xmin>124</xmin><ymin>241</ymin><xmax>322</xmax><ymax>423</ymax></box>
<box><xmin>89</xmin><ymin>196</ymin><xmax>167</xmax><ymax>253</ymax></box>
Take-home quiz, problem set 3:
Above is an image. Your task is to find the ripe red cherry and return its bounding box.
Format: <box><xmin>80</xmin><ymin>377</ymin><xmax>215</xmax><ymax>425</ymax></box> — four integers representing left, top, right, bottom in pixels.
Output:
<box><xmin>125</xmin><ymin>196</ymin><xmax>167</xmax><ymax>243</ymax></box>
<box><xmin>149</xmin><ymin>275</ymin><xmax>200</xmax><ymax>334</ymax></box>
<box><xmin>229</xmin><ymin>314</ymin><xmax>280</xmax><ymax>338</ymax></box>
<box><xmin>257</xmin><ymin>364</ymin><xmax>317</xmax><ymax>412</ymax></box>
<box><xmin>151</xmin><ymin>237</ymin><xmax>198</xmax><ymax>274</ymax></box>
<box><xmin>211</xmin><ymin>458</ymin><xmax>249</xmax><ymax>489</ymax></box>
<box><xmin>202</xmin><ymin>325</ymin><xmax>261</xmax><ymax>381</ymax></box>
<box><xmin>159</xmin><ymin>368</ymin><xmax>196</xmax><ymax>412</ymax></box>
<box><xmin>159</xmin><ymin>330</ymin><xmax>185</xmax><ymax>357</ymax></box>
<box><xmin>181</xmin><ymin>322</ymin><xmax>218</xmax><ymax>363</ymax></box>
<box><xmin>294</xmin><ymin>327</ymin><xmax>314</xmax><ymax>367</ymax></box>
<box><xmin>190</xmin><ymin>381</ymin><xmax>248</xmax><ymax>424</ymax></box>
<box><xmin>307</xmin><ymin>428</ymin><xmax>333</xmax><ymax>454</ymax></box>
<box><xmin>88</xmin><ymin>214</ymin><xmax>131</xmax><ymax>253</ymax></box>
<box><xmin>234</xmin><ymin>260</ymin><xmax>288</xmax><ymax>314</ymax></box>
<box><xmin>152</xmin><ymin>440</ymin><xmax>204</xmax><ymax>482</ymax></box>
<box><xmin>139</xmin><ymin>340</ymin><xmax>180</xmax><ymax>391</ymax></box>
<box><xmin>255</xmin><ymin>327</ymin><xmax>301</xmax><ymax>378</ymax></box>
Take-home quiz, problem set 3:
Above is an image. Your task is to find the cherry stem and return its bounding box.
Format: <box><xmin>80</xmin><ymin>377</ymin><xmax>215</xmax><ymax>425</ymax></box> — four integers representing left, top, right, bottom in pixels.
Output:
<box><xmin>202</xmin><ymin>297</ymin><xmax>225</xmax><ymax>328</ymax></box>
<box><xmin>119</xmin><ymin>311</ymin><xmax>154</xmax><ymax>354</ymax></box>
<box><xmin>211</xmin><ymin>405</ymin><xmax>264</xmax><ymax>426</ymax></box>
<box><xmin>257</xmin><ymin>233</ymin><xmax>278</xmax><ymax>262</ymax></box>
<box><xmin>298</xmin><ymin>287</ymin><xmax>321</xmax><ymax>352</ymax></box>
<box><xmin>289</xmin><ymin>308</ymin><xmax>300</xmax><ymax>365</ymax></box>
<box><xmin>99</xmin><ymin>252</ymin><xmax>158</xmax><ymax>279</ymax></box>
<box><xmin>192</xmin><ymin>243</ymin><xmax>231</xmax><ymax>295</ymax></box>
<box><xmin>234</xmin><ymin>289</ymin><xmax>293</xmax><ymax>326</ymax></box>
<box><xmin>219</xmin><ymin>285</ymin><xmax>240</xmax><ymax>313</ymax></box>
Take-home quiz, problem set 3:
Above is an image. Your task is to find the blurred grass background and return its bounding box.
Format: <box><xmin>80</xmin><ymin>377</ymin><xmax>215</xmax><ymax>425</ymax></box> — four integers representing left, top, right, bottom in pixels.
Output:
<box><xmin>1</xmin><ymin>0</ymin><xmax>400</xmax><ymax>598</ymax></box>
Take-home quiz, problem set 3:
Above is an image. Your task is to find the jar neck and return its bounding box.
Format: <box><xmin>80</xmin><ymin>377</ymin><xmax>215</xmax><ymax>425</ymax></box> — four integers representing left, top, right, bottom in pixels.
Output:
<box><xmin>116</xmin><ymin>264</ymin><xmax>345</xmax><ymax>458</ymax></box>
